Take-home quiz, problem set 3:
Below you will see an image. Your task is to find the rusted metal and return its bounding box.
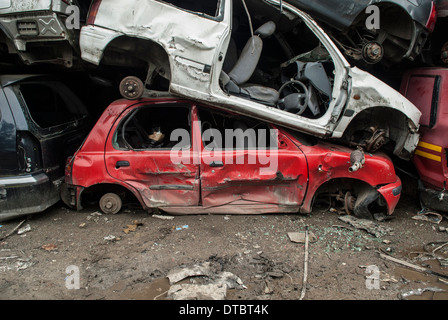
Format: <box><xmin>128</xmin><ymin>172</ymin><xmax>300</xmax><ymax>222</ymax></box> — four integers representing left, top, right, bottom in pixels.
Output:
<box><xmin>119</xmin><ymin>76</ymin><xmax>145</xmax><ymax>100</ymax></box>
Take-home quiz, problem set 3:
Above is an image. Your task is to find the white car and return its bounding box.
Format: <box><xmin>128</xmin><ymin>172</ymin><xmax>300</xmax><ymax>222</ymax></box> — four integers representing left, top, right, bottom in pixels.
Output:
<box><xmin>79</xmin><ymin>0</ymin><xmax>421</xmax><ymax>159</ymax></box>
<box><xmin>0</xmin><ymin>0</ymin><xmax>88</xmax><ymax>68</ymax></box>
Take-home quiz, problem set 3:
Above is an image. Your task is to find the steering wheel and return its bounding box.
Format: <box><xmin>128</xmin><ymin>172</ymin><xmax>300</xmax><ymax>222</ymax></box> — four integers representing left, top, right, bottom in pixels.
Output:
<box><xmin>277</xmin><ymin>80</ymin><xmax>310</xmax><ymax>115</ymax></box>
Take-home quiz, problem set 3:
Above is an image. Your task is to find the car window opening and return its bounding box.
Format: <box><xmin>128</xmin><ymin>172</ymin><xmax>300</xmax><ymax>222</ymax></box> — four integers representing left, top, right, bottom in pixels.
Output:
<box><xmin>221</xmin><ymin>0</ymin><xmax>335</xmax><ymax>120</ymax></box>
<box><xmin>159</xmin><ymin>0</ymin><xmax>221</xmax><ymax>18</ymax></box>
<box><xmin>16</xmin><ymin>82</ymin><xmax>88</xmax><ymax>129</ymax></box>
<box><xmin>114</xmin><ymin>105</ymin><xmax>191</xmax><ymax>150</ymax></box>
<box><xmin>198</xmin><ymin>107</ymin><xmax>276</xmax><ymax>151</ymax></box>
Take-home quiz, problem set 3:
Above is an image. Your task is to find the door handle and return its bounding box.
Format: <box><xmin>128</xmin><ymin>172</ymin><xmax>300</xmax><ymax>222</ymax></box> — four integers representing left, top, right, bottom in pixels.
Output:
<box><xmin>209</xmin><ymin>161</ymin><xmax>224</xmax><ymax>167</ymax></box>
<box><xmin>116</xmin><ymin>160</ymin><xmax>130</xmax><ymax>168</ymax></box>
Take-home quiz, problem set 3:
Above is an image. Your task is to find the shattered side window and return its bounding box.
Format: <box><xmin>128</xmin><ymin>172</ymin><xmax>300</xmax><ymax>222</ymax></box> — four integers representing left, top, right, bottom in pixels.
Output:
<box><xmin>114</xmin><ymin>105</ymin><xmax>191</xmax><ymax>150</ymax></box>
<box><xmin>159</xmin><ymin>0</ymin><xmax>221</xmax><ymax>18</ymax></box>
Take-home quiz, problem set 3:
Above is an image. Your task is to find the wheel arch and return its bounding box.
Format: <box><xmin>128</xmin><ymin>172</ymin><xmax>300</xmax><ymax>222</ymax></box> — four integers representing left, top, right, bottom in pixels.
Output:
<box><xmin>352</xmin><ymin>2</ymin><xmax>414</xmax><ymax>40</ymax></box>
<box><xmin>341</xmin><ymin>106</ymin><xmax>415</xmax><ymax>158</ymax></box>
<box><xmin>77</xmin><ymin>182</ymin><xmax>144</xmax><ymax>211</ymax></box>
<box><xmin>303</xmin><ymin>177</ymin><xmax>389</xmax><ymax>219</ymax></box>
<box><xmin>99</xmin><ymin>35</ymin><xmax>172</xmax><ymax>88</ymax></box>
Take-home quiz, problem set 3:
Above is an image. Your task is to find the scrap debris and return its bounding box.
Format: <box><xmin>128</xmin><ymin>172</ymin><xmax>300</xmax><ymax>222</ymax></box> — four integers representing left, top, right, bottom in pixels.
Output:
<box><xmin>0</xmin><ymin>220</ymin><xmax>26</xmax><ymax>241</ymax></box>
<box><xmin>399</xmin><ymin>287</ymin><xmax>446</xmax><ymax>300</ymax></box>
<box><xmin>166</xmin><ymin>261</ymin><xmax>246</xmax><ymax>300</ymax></box>
<box><xmin>412</xmin><ymin>210</ymin><xmax>443</xmax><ymax>224</ymax></box>
<box><xmin>152</xmin><ymin>214</ymin><xmax>175</xmax><ymax>221</ymax></box>
<box><xmin>379</xmin><ymin>252</ymin><xmax>448</xmax><ymax>280</ymax></box>
<box><xmin>288</xmin><ymin>230</ymin><xmax>317</xmax><ymax>244</ymax></box>
<box><xmin>0</xmin><ymin>249</ymin><xmax>35</xmax><ymax>272</ymax></box>
<box><xmin>17</xmin><ymin>224</ymin><xmax>31</xmax><ymax>235</ymax></box>
<box><xmin>338</xmin><ymin>215</ymin><xmax>393</xmax><ymax>237</ymax></box>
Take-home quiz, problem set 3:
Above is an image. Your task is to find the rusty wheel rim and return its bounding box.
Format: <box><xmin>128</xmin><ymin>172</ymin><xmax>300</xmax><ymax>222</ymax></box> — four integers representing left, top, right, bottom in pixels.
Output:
<box><xmin>99</xmin><ymin>193</ymin><xmax>122</xmax><ymax>214</ymax></box>
<box><xmin>119</xmin><ymin>76</ymin><xmax>144</xmax><ymax>100</ymax></box>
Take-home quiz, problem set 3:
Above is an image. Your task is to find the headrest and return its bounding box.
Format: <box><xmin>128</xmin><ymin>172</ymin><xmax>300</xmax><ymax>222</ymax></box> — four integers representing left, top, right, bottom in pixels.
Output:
<box><xmin>255</xmin><ymin>21</ymin><xmax>276</xmax><ymax>38</ymax></box>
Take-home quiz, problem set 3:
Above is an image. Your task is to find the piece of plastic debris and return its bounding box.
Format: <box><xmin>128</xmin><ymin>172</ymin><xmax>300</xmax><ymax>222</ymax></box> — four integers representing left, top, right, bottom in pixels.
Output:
<box><xmin>104</xmin><ymin>235</ymin><xmax>117</xmax><ymax>241</ymax></box>
<box><xmin>16</xmin><ymin>260</ymin><xmax>35</xmax><ymax>271</ymax></box>
<box><xmin>399</xmin><ymin>287</ymin><xmax>446</xmax><ymax>300</ymax></box>
<box><xmin>412</xmin><ymin>211</ymin><xmax>443</xmax><ymax>224</ymax></box>
<box><xmin>17</xmin><ymin>224</ymin><xmax>31</xmax><ymax>235</ymax></box>
<box><xmin>152</xmin><ymin>214</ymin><xmax>174</xmax><ymax>220</ymax></box>
<box><xmin>167</xmin><ymin>262</ymin><xmax>216</xmax><ymax>284</ymax></box>
<box><xmin>166</xmin><ymin>261</ymin><xmax>246</xmax><ymax>300</ymax></box>
<box><xmin>175</xmin><ymin>225</ymin><xmax>189</xmax><ymax>231</ymax></box>
<box><xmin>338</xmin><ymin>215</ymin><xmax>393</xmax><ymax>237</ymax></box>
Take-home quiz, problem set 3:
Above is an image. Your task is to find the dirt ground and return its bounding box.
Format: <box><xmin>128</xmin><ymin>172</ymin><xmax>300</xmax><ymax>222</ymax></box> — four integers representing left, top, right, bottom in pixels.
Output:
<box><xmin>1</xmin><ymin>192</ymin><xmax>448</xmax><ymax>304</ymax></box>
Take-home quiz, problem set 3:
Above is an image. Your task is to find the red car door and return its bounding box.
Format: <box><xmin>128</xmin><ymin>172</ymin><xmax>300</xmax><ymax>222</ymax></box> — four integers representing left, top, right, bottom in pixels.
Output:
<box><xmin>104</xmin><ymin>101</ymin><xmax>200</xmax><ymax>209</ymax></box>
<box><xmin>196</xmin><ymin>107</ymin><xmax>308</xmax><ymax>213</ymax></box>
<box><xmin>400</xmin><ymin>68</ymin><xmax>448</xmax><ymax>190</ymax></box>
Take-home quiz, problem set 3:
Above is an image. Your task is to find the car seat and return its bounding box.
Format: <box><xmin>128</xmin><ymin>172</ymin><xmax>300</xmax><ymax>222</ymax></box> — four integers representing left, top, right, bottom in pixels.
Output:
<box><xmin>220</xmin><ymin>21</ymin><xmax>279</xmax><ymax>106</ymax></box>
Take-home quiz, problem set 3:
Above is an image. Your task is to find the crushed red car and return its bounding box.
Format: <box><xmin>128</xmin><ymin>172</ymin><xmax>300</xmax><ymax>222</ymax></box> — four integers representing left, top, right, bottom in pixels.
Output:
<box><xmin>61</xmin><ymin>97</ymin><xmax>402</xmax><ymax>219</ymax></box>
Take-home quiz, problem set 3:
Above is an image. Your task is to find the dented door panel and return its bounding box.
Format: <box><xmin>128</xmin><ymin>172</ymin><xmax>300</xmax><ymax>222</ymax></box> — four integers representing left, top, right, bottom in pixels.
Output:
<box><xmin>104</xmin><ymin>104</ymin><xmax>200</xmax><ymax>209</ymax></box>
<box><xmin>200</xmin><ymin>129</ymin><xmax>308</xmax><ymax>210</ymax></box>
<box><xmin>105</xmin><ymin>152</ymin><xmax>200</xmax><ymax>208</ymax></box>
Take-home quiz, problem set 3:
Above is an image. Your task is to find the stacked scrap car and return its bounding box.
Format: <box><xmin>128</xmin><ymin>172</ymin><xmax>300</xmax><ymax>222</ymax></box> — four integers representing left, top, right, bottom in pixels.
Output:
<box><xmin>61</xmin><ymin>97</ymin><xmax>402</xmax><ymax>219</ymax></box>
<box><xmin>0</xmin><ymin>75</ymin><xmax>90</xmax><ymax>221</ymax></box>
<box><xmin>287</xmin><ymin>0</ymin><xmax>437</xmax><ymax>65</ymax></box>
<box><xmin>6</xmin><ymin>0</ymin><xmax>447</xmax><ymax>219</ymax></box>
<box><xmin>0</xmin><ymin>0</ymin><xmax>89</xmax><ymax>68</ymax></box>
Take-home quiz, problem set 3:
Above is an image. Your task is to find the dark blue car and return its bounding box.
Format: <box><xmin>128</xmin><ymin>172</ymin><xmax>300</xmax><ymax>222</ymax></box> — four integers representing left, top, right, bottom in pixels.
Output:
<box><xmin>0</xmin><ymin>75</ymin><xmax>89</xmax><ymax>221</ymax></box>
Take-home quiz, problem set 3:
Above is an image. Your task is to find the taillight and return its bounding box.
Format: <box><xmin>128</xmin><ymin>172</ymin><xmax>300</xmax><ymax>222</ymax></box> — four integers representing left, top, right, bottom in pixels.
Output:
<box><xmin>87</xmin><ymin>0</ymin><xmax>102</xmax><ymax>25</ymax></box>
<box><xmin>426</xmin><ymin>1</ymin><xmax>437</xmax><ymax>33</ymax></box>
<box><xmin>65</xmin><ymin>156</ymin><xmax>74</xmax><ymax>184</ymax></box>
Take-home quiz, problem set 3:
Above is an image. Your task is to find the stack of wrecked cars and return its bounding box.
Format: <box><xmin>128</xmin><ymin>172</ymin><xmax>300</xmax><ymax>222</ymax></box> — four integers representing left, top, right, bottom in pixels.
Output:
<box><xmin>3</xmin><ymin>0</ymin><xmax>446</xmax><ymax>221</ymax></box>
<box><xmin>79</xmin><ymin>0</ymin><xmax>423</xmax><ymax>159</ymax></box>
<box><xmin>58</xmin><ymin>0</ymin><xmax>425</xmax><ymax>220</ymax></box>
